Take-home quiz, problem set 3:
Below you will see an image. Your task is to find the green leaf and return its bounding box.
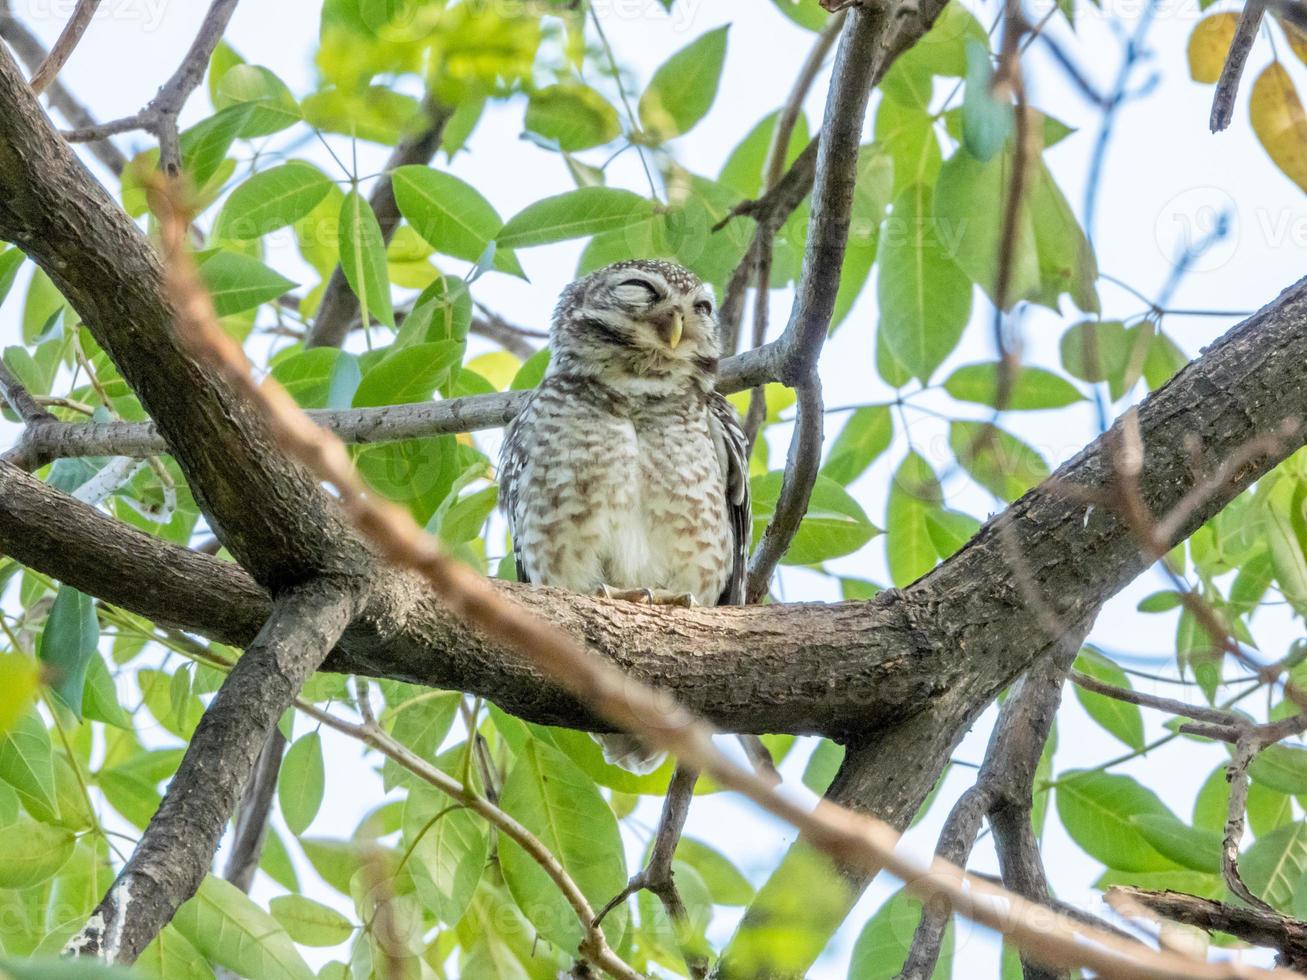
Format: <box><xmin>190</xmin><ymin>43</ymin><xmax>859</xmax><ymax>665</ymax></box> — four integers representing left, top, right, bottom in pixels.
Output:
<box><xmin>339</xmin><ymin>190</ymin><xmax>395</xmax><ymax>329</ymax></box>
<box><xmin>137</xmin><ymin>926</ymin><xmax>214</xmax><ymax>980</ymax></box>
<box><xmin>215</xmin><ymin>161</ymin><xmax>332</xmax><ymax>240</ymax></box>
<box><xmin>214</xmin><ymin>64</ymin><xmax>301</xmax><ymax>137</ymax></box>
<box><xmin>770</xmin><ymin>0</ymin><xmax>829</xmax><ymax>31</ymax></box>
<box><xmin>1241</xmin><ymin>821</ymin><xmax>1307</xmax><ymax>912</ymax></box>
<box><xmin>943</xmin><ymin>362</ymin><xmax>1082</xmax><ymax>410</ymax></box>
<box><xmin>278</xmin><ymin>731</ymin><xmax>324</xmax><ymax>836</ymax></box>
<box><xmin>638</xmin><ymin>26</ymin><xmax>729</xmax><ymax>141</ymax></box>
<box><xmin>822</xmin><ymin>406</ymin><xmax>893</xmax><ymax>486</ymax></box>
<box><xmin>802</xmin><ymin>738</ymin><xmax>845</xmax><ymax>796</ymax></box>
<box><xmin>0</xmin><ymin>248</ymin><xmax>25</xmax><ymax>310</ymax></box>
<box><xmin>1056</xmin><ymin>770</ymin><xmax>1183</xmax><ymax>872</ymax></box>
<box><xmin>948</xmin><ymin>422</ymin><xmax>1048</xmax><ymax>502</ymax></box>
<box><xmin>933</xmin><ymin>147</ymin><xmax>1039</xmax><ymax>308</ymax></box>
<box><xmin>848</xmin><ymin>890</ymin><xmax>952</xmax><ymax>979</ymax></box>
<box><xmin>352</xmin><ymin>342</ymin><xmax>462</xmax><ymax>408</ymax></box>
<box><xmin>382</xmin><ymin>689</ymin><xmax>460</xmax><ymax>790</ymax></box>
<box><xmin>0</xmin><ymin>818</ymin><xmax>74</xmax><ymax>886</ymax></box>
<box><xmin>271</xmin><ymin>349</ymin><xmax>358</xmax><ymax>410</ymax></box>
<box><xmin>885</xmin><ymin>453</ymin><xmax>942</xmax><ymax>587</ymax></box>
<box><xmin>877</xmin><ymin>183</ymin><xmax>971</xmax><ymax>382</ymax></box>
<box><xmin>179</xmin><ymin>105</ymin><xmax>255</xmax><ymax>186</ymax></box>
<box><xmin>404</xmin><ymin>788</ymin><xmax>489</xmax><ymax>927</ymax></box>
<box><xmin>0</xmin><ymin>708</ymin><xmax>58</xmax><ymax>822</ymax></box>
<box><xmin>524</xmin><ymin>84</ymin><xmax>620</xmax><ymax>152</ymax></box>
<box><xmin>38</xmin><ymin>585</ymin><xmax>98</xmax><ymax>719</ymax></box>
<box><xmin>1250</xmin><ymin>743</ymin><xmax>1307</xmax><ymax>794</ymax></box>
<box><xmin>1130</xmin><ymin>815</ymin><xmax>1222</xmax><ymax>873</ymax></box>
<box><xmin>498</xmin><ymin>738</ymin><xmax>628</xmax><ymax>951</ymax></box>
<box><xmin>718</xmin><ymin>110</ymin><xmax>811</xmax><ymax>199</ymax></box>
<box><xmin>676</xmin><ymin>838</ymin><xmax>753</xmax><ymax>906</ymax></box>
<box><xmin>392</xmin><ymin>166</ymin><xmax>515</xmax><ymax>273</ymax></box>
<box><xmin>1072</xmin><ymin>648</ymin><xmax>1145</xmax><ymax>752</ymax></box>
<box><xmin>875</xmin><ymin>98</ymin><xmax>941</xmax><ymax>196</ymax></box>
<box><xmin>1028</xmin><ymin>161</ymin><xmax>1099</xmax><ymax>313</ymax></box>
<box><xmin>498</xmin><ymin>188</ymin><xmax>655</xmax><ymax>249</ymax></box>
<box><xmin>750</xmin><ymin>472</ymin><xmax>878</xmax><ymax>566</ymax></box>
<box><xmin>197</xmin><ymin>251</ymin><xmax>296</xmax><ymax>316</ymax></box>
<box><xmin>0</xmin><ymin>958</ymin><xmax>137</xmax><ymax>979</ymax></box>
<box><xmin>269</xmin><ymin>895</ymin><xmax>354</xmax><ymax>947</ymax></box>
<box><xmin>81</xmin><ymin>652</ymin><xmax>130</xmax><ymax>729</ymax></box>
<box><xmin>924</xmin><ymin>508</ymin><xmax>979</xmax><ymax>559</ymax></box>
<box><xmin>172</xmin><ymin>876</ymin><xmax>314</xmax><ymax>980</ymax></box>
<box><xmin>960</xmin><ymin>40</ymin><xmax>1013</xmax><ymax>161</ymax></box>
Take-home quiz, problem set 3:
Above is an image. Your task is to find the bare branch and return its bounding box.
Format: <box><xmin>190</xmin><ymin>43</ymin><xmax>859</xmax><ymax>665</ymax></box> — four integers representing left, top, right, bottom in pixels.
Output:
<box><xmin>1107</xmin><ymin>886</ymin><xmax>1307</xmax><ymax>971</ymax></box>
<box><xmin>221</xmin><ymin>729</ymin><xmax>286</xmax><ymax>894</ymax></box>
<box><xmin>8</xmin><ymin>342</ymin><xmax>781</xmax><ymax>466</ymax></box>
<box><xmin>0</xmin><ymin>355</ymin><xmax>54</xmax><ymax>426</ymax></box>
<box><xmin>305</xmin><ymin>99</ymin><xmax>454</xmax><ymax>349</ymax></box>
<box><xmin>64</xmin><ymin>579</ymin><xmax>362</xmax><ymax>965</ymax></box>
<box><xmin>26</xmin><ymin>0</ymin><xmax>99</xmax><ymax>95</ymax></box>
<box><xmin>59</xmin><ymin>0</ymin><xmax>239</xmax><ymax>172</ymax></box>
<box><xmin>1210</xmin><ymin>0</ymin><xmax>1265</xmax><ymax>133</ymax></box>
<box><xmin>0</xmin><ymin>1</ymin><xmax>125</xmax><ymax>173</ymax></box>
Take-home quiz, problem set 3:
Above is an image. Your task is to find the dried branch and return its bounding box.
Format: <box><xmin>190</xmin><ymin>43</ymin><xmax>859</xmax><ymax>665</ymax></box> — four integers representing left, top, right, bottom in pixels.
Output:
<box><xmin>1211</xmin><ymin>0</ymin><xmax>1266</xmax><ymax>133</ymax></box>
<box><xmin>1107</xmin><ymin>887</ymin><xmax>1307</xmax><ymax>971</ymax></box>
<box><xmin>60</xmin><ymin>0</ymin><xmax>239</xmax><ymax>172</ymax></box>
<box><xmin>0</xmin><ymin>1</ymin><xmax>125</xmax><ymax>173</ymax></box>
<box><xmin>304</xmin><ymin>99</ymin><xmax>454</xmax><ymax>349</ymax></box>
<box><xmin>26</xmin><ymin>0</ymin><xmax>99</xmax><ymax>95</ymax></box>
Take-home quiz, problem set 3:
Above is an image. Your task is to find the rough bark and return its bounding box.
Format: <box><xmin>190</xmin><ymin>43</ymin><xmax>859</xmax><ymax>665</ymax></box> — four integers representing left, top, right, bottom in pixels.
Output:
<box><xmin>63</xmin><ymin>580</ymin><xmax>361</xmax><ymax>965</ymax></box>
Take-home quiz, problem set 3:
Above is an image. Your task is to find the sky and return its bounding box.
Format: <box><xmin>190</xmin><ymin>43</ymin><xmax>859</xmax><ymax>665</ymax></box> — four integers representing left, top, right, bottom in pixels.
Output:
<box><xmin>2</xmin><ymin>0</ymin><xmax>1306</xmax><ymax>974</ymax></box>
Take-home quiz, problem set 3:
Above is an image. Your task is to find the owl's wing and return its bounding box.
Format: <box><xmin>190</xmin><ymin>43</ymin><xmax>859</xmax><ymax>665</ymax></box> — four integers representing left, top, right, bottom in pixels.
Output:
<box><xmin>498</xmin><ymin>401</ymin><xmax>532</xmax><ymax>585</ymax></box>
<box><xmin>708</xmin><ymin>391</ymin><xmax>751</xmax><ymax>606</ymax></box>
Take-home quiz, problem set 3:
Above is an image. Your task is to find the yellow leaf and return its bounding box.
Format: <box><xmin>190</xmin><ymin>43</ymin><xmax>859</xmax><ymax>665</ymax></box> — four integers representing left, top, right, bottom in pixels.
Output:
<box><xmin>1250</xmin><ymin>63</ymin><xmax>1307</xmax><ymax>193</ymax></box>
<box><xmin>1279</xmin><ymin>15</ymin><xmax>1307</xmax><ymax>68</ymax></box>
<box><xmin>1188</xmin><ymin>13</ymin><xmax>1238</xmax><ymax>84</ymax></box>
<box><xmin>0</xmin><ymin>653</ymin><xmax>39</xmax><ymax>733</ymax></box>
<box><xmin>465</xmin><ymin>351</ymin><xmax>521</xmax><ymax>391</ymax></box>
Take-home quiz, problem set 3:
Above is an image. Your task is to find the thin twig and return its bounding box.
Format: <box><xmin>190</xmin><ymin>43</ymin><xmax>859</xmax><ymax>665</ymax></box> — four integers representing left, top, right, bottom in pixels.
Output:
<box><xmin>1211</xmin><ymin>1</ymin><xmax>1266</xmax><ymax>132</ymax></box>
<box><xmin>221</xmin><ymin>729</ymin><xmax>286</xmax><ymax>893</ymax></box>
<box><xmin>27</xmin><ymin>0</ymin><xmax>99</xmax><ymax>95</ymax></box>
<box><xmin>61</xmin><ymin>0</ymin><xmax>239</xmax><ymax>173</ymax></box>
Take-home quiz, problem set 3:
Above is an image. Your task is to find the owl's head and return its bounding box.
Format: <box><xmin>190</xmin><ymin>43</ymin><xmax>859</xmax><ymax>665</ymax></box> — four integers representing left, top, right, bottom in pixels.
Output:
<box><xmin>548</xmin><ymin>260</ymin><xmax>720</xmax><ymax>390</ymax></box>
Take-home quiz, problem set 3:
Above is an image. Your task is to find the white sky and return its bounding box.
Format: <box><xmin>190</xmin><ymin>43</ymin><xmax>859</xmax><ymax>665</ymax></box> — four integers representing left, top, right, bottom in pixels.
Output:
<box><xmin>2</xmin><ymin>0</ymin><xmax>1306</xmax><ymax>974</ymax></box>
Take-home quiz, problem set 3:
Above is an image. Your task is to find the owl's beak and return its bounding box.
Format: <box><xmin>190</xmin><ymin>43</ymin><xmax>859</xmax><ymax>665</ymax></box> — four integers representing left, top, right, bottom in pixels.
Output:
<box><xmin>667</xmin><ymin>311</ymin><xmax>684</xmax><ymax>349</ymax></box>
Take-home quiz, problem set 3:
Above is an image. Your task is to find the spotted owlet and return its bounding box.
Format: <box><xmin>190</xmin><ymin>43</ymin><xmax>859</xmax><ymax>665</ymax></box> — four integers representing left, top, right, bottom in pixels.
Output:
<box><xmin>499</xmin><ymin>260</ymin><xmax>750</xmax><ymax>771</ymax></box>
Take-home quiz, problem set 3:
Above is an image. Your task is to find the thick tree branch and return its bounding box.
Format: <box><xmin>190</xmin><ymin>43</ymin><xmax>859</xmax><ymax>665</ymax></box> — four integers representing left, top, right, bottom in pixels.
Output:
<box><xmin>3</xmin><ymin>274</ymin><xmax>1306</xmax><ymax>744</ymax></box>
<box><xmin>0</xmin><ymin>43</ymin><xmax>369</xmax><ymax>587</ymax></box>
<box><xmin>304</xmin><ymin>99</ymin><xmax>454</xmax><ymax>349</ymax></box>
<box><xmin>63</xmin><ymin>579</ymin><xmax>362</xmax><ymax>965</ymax></box>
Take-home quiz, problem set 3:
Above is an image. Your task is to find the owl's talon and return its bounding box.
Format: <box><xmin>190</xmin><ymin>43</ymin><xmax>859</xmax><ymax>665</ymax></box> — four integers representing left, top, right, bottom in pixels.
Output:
<box><xmin>594</xmin><ymin>586</ymin><xmax>696</xmax><ymax>607</ymax></box>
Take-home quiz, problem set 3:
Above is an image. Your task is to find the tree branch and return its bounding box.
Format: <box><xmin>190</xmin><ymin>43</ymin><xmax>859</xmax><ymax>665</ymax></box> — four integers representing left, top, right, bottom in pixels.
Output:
<box><xmin>7</xmin><ymin>341</ymin><xmax>780</xmax><ymax>467</ymax></box>
<box><xmin>221</xmin><ymin>728</ymin><xmax>286</xmax><ymax>893</ymax></box>
<box><xmin>0</xmin><ymin>0</ymin><xmax>126</xmax><ymax>173</ymax></box>
<box><xmin>1107</xmin><ymin>886</ymin><xmax>1307</xmax><ymax>971</ymax></box>
<box><xmin>63</xmin><ymin>579</ymin><xmax>362</xmax><ymax>965</ymax></box>
<box><xmin>61</xmin><ymin>0</ymin><xmax>238</xmax><ymax>172</ymax></box>
<box><xmin>1210</xmin><ymin>0</ymin><xmax>1265</xmax><ymax>133</ymax></box>
<box><xmin>0</xmin><ymin>42</ymin><xmax>371</xmax><ymax>587</ymax></box>
<box><xmin>304</xmin><ymin>99</ymin><xmax>454</xmax><ymax>349</ymax></box>
<box><xmin>25</xmin><ymin>0</ymin><xmax>99</xmax><ymax>95</ymax></box>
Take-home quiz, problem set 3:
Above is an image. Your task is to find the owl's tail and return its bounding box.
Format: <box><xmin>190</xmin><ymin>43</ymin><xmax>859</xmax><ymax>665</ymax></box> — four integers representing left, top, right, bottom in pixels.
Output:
<box><xmin>594</xmin><ymin>733</ymin><xmax>664</xmax><ymax>774</ymax></box>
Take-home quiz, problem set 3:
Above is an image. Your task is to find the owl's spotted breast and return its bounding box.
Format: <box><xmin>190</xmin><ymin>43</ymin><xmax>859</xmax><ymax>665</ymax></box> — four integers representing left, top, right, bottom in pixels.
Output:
<box><xmin>502</xmin><ymin>374</ymin><xmax>735</xmax><ymax>606</ymax></box>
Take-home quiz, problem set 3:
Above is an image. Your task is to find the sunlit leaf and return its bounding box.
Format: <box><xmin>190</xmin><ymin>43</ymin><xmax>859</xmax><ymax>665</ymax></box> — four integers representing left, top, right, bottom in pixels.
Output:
<box><xmin>1056</xmin><ymin>770</ymin><xmax>1184</xmax><ymax>872</ymax></box>
<box><xmin>1187</xmin><ymin>13</ymin><xmax>1239</xmax><ymax>84</ymax></box>
<box><xmin>638</xmin><ymin>27</ymin><xmax>729</xmax><ymax>141</ymax></box>
<box><xmin>173</xmin><ymin>876</ymin><xmax>314</xmax><ymax>980</ymax></box>
<box><xmin>269</xmin><ymin>895</ymin><xmax>354</xmax><ymax>947</ymax></box>
<box><xmin>1250</xmin><ymin>63</ymin><xmax>1307</xmax><ymax>193</ymax></box>
<box><xmin>498</xmin><ymin>188</ymin><xmax>655</xmax><ymax>249</ymax></box>
<box><xmin>750</xmin><ymin>471</ymin><xmax>879</xmax><ymax>565</ymax></box>
<box><xmin>339</xmin><ymin>190</ymin><xmax>395</xmax><ymax>329</ymax></box>
<box><xmin>279</xmin><ymin>731</ymin><xmax>325</xmax><ymax>836</ymax></box>
<box><xmin>215</xmin><ymin>161</ymin><xmax>333</xmax><ymax>240</ymax></box>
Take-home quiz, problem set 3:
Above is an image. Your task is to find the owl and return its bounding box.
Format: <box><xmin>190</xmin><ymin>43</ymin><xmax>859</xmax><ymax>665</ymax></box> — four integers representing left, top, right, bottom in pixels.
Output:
<box><xmin>499</xmin><ymin>260</ymin><xmax>750</xmax><ymax>771</ymax></box>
